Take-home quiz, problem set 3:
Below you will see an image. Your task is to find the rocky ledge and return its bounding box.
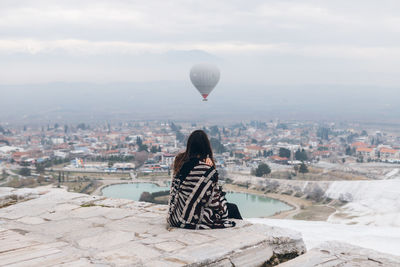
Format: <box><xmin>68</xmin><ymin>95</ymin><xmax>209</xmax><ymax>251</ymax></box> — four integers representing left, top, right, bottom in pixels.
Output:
<box><xmin>0</xmin><ymin>186</ymin><xmax>306</xmax><ymax>266</ymax></box>
<box><xmin>280</xmin><ymin>241</ymin><xmax>400</xmax><ymax>267</ymax></box>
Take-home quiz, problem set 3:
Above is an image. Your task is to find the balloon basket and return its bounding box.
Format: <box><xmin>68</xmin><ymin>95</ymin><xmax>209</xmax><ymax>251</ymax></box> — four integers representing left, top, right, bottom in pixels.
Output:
<box><xmin>202</xmin><ymin>99</ymin><xmax>208</xmax><ymax>101</ymax></box>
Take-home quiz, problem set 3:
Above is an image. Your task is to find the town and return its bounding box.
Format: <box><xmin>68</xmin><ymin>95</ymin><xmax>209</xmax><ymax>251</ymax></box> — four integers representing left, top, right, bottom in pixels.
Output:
<box><xmin>1</xmin><ymin>120</ymin><xmax>400</xmax><ymax>190</ymax></box>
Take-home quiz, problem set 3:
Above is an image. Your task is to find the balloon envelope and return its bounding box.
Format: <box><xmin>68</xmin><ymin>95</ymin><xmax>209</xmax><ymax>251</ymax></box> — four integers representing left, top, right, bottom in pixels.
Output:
<box><xmin>190</xmin><ymin>64</ymin><xmax>220</xmax><ymax>101</ymax></box>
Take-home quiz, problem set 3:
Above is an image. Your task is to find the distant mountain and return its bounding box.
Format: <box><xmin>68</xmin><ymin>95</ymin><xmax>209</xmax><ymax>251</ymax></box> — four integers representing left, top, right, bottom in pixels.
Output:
<box><xmin>1</xmin><ymin>82</ymin><xmax>399</xmax><ymax>124</ymax></box>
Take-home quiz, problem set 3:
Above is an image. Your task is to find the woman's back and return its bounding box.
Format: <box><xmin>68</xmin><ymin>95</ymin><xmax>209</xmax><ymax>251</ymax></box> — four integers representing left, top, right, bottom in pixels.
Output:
<box><xmin>167</xmin><ymin>158</ymin><xmax>235</xmax><ymax>229</ymax></box>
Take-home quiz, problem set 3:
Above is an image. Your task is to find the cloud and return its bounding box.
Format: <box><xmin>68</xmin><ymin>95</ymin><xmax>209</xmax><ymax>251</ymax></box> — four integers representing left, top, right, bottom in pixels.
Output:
<box><xmin>0</xmin><ymin>0</ymin><xmax>400</xmax><ymax>85</ymax></box>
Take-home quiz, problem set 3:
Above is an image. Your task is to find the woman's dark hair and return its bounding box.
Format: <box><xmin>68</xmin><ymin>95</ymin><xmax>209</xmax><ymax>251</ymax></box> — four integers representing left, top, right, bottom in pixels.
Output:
<box><xmin>173</xmin><ymin>130</ymin><xmax>214</xmax><ymax>175</ymax></box>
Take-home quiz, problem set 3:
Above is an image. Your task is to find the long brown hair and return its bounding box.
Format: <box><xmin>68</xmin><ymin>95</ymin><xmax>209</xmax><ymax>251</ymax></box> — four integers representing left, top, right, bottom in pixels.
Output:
<box><xmin>173</xmin><ymin>130</ymin><xmax>215</xmax><ymax>175</ymax></box>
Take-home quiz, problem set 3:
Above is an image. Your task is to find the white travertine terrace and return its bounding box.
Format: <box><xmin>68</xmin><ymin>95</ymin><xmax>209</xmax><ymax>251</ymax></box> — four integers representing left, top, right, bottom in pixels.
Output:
<box><xmin>0</xmin><ymin>186</ymin><xmax>306</xmax><ymax>266</ymax></box>
<box><xmin>2</xmin><ymin>186</ymin><xmax>400</xmax><ymax>266</ymax></box>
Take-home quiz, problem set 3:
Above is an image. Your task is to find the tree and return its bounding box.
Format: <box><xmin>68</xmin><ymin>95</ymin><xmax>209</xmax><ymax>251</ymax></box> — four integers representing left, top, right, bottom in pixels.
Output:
<box><xmin>317</xmin><ymin>127</ymin><xmax>330</xmax><ymax>140</ymax></box>
<box><xmin>279</xmin><ymin>148</ymin><xmax>291</xmax><ymax>158</ymax></box>
<box><xmin>170</xmin><ymin>122</ymin><xmax>180</xmax><ymax>132</ymax></box>
<box><xmin>35</xmin><ymin>163</ymin><xmax>45</xmax><ymax>173</ymax></box>
<box><xmin>254</xmin><ymin>163</ymin><xmax>271</xmax><ymax>177</ymax></box>
<box><xmin>210</xmin><ymin>126</ymin><xmax>219</xmax><ymax>136</ymax></box>
<box><xmin>176</xmin><ymin>131</ymin><xmax>185</xmax><ymax>143</ymax></box>
<box><xmin>307</xmin><ymin>185</ymin><xmax>324</xmax><ymax>202</ymax></box>
<box><xmin>77</xmin><ymin>123</ymin><xmax>86</xmax><ymax>130</ymax></box>
<box><xmin>1</xmin><ymin>169</ymin><xmax>7</xmax><ymax>179</ymax></box>
<box><xmin>298</xmin><ymin>162</ymin><xmax>308</xmax><ymax>174</ymax></box>
<box><xmin>276</xmin><ymin>123</ymin><xmax>288</xmax><ymax>129</ymax></box>
<box><xmin>263</xmin><ymin>150</ymin><xmax>272</xmax><ymax>157</ymax></box>
<box><xmin>210</xmin><ymin>138</ymin><xmax>226</xmax><ymax>154</ymax></box>
<box><xmin>150</xmin><ymin>146</ymin><xmax>159</xmax><ymax>153</ymax></box>
<box><xmin>138</xmin><ymin>144</ymin><xmax>148</xmax><ymax>152</ymax></box>
<box><xmin>293</xmin><ymin>164</ymin><xmax>299</xmax><ymax>174</ymax></box>
<box><xmin>136</xmin><ymin>136</ymin><xmax>143</xmax><ymax>146</ymax></box>
<box><xmin>19</xmin><ymin>168</ymin><xmax>31</xmax><ymax>176</ymax></box>
<box><xmin>295</xmin><ymin>149</ymin><xmax>307</xmax><ymax>161</ymax></box>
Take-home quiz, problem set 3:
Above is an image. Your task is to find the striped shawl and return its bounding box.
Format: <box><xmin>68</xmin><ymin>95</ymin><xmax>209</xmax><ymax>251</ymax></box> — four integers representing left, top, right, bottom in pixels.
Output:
<box><xmin>167</xmin><ymin>158</ymin><xmax>236</xmax><ymax>229</ymax></box>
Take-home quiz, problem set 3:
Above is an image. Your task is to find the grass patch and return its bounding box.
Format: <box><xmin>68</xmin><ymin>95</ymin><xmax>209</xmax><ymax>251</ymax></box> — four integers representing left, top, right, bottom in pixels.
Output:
<box><xmin>80</xmin><ymin>203</ymin><xmax>96</xmax><ymax>207</ymax></box>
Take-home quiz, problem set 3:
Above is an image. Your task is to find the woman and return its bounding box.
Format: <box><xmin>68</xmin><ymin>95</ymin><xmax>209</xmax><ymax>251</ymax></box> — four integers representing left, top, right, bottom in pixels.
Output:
<box><xmin>167</xmin><ymin>130</ymin><xmax>242</xmax><ymax>230</ymax></box>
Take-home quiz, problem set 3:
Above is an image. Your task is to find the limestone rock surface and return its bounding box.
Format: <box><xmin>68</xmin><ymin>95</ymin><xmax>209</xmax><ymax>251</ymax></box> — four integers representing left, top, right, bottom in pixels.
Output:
<box><xmin>279</xmin><ymin>241</ymin><xmax>400</xmax><ymax>267</ymax></box>
<box><xmin>0</xmin><ymin>186</ymin><xmax>306</xmax><ymax>266</ymax></box>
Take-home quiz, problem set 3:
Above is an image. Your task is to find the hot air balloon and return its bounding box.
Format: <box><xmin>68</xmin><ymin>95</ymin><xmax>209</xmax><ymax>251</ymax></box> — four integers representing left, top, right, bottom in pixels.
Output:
<box><xmin>190</xmin><ymin>63</ymin><xmax>220</xmax><ymax>101</ymax></box>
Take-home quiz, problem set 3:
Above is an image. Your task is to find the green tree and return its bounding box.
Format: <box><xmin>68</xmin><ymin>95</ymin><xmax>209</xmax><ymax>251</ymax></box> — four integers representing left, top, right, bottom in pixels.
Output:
<box><xmin>317</xmin><ymin>127</ymin><xmax>330</xmax><ymax>140</ymax></box>
<box><xmin>295</xmin><ymin>149</ymin><xmax>308</xmax><ymax>161</ymax></box>
<box><xmin>19</xmin><ymin>167</ymin><xmax>31</xmax><ymax>176</ymax></box>
<box><xmin>35</xmin><ymin>163</ymin><xmax>45</xmax><ymax>173</ymax></box>
<box><xmin>254</xmin><ymin>163</ymin><xmax>271</xmax><ymax>177</ymax></box>
<box><xmin>138</xmin><ymin>144</ymin><xmax>148</xmax><ymax>152</ymax></box>
<box><xmin>150</xmin><ymin>146</ymin><xmax>159</xmax><ymax>153</ymax></box>
<box><xmin>176</xmin><ymin>131</ymin><xmax>185</xmax><ymax>143</ymax></box>
<box><xmin>263</xmin><ymin>150</ymin><xmax>272</xmax><ymax>157</ymax></box>
<box><xmin>210</xmin><ymin>125</ymin><xmax>219</xmax><ymax>136</ymax></box>
<box><xmin>1</xmin><ymin>169</ymin><xmax>7</xmax><ymax>179</ymax></box>
<box><xmin>170</xmin><ymin>122</ymin><xmax>180</xmax><ymax>132</ymax></box>
<box><xmin>136</xmin><ymin>136</ymin><xmax>143</xmax><ymax>146</ymax></box>
<box><xmin>294</xmin><ymin>164</ymin><xmax>299</xmax><ymax>173</ymax></box>
<box><xmin>77</xmin><ymin>123</ymin><xmax>86</xmax><ymax>130</ymax></box>
<box><xmin>276</xmin><ymin>123</ymin><xmax>288</xmax><ymax>129</ymax></box>
<box><xmin>210</xmin><ymin>138</ymin><xmax>226</xmax><ymax>153</ymax></box>
<box><xmin>345</xmin><ymin>146</ymin><xmax>352</xmax><ymax>155</ymax></box>
<box><xmin>299</xmin><ymin>162</ymin><xmax>309</xmax><ymax>174</ymax></box>
<box><xmin>279</xmin><ymin>148</ymin><xmax>291</xmax><ymax>158</ymax></box>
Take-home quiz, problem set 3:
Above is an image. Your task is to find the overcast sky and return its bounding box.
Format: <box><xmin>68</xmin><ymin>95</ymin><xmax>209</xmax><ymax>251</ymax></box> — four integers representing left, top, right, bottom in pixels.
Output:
<box><xmin>1</xmin><ymin>0</ymin><xmax>400</xmax><ymax>86</ymax></box>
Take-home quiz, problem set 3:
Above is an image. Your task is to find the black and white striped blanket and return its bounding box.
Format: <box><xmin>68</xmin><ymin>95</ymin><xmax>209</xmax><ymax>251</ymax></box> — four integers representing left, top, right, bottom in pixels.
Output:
<box><xmin>167</xmin><ymin>158</ymin><xmax>236</xmax><ymax>229</ymax></box>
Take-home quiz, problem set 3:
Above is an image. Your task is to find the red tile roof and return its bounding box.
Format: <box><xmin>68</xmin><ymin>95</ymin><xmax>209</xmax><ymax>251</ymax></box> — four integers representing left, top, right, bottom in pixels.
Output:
<box><xmin>380</xmin><ymin>148</ymin><xmax>398</xmax><ymax>154</ymax></box>
<box><xmin>351</xmin><ymin>142</ymin><xmax>368</xmax><ymax>148</ymax></box>
<box><xmin>356</xmin><ymin>147</ymin><xmax>373</xmax><ymax>153</ymax></box>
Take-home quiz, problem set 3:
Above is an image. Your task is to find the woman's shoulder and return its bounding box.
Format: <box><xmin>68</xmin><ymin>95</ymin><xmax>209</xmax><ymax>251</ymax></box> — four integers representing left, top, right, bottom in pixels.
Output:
<box><xmin>194</xmin><ymin>161</ymin><xmax>217</xmax><ymax>179</ymax></box>
<box><xmin>194</xmin><ymin>160</ymin><xmax>214</xmax><ymax>170</ymax></box>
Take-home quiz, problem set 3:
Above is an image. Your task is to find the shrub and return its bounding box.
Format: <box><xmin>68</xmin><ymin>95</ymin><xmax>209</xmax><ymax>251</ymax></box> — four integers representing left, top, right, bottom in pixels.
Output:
<box><xmin>254</xmin><ymin>163</ymin><xmax>271</xmax><ymax>177</ymax></box>
<box><xmin>19</xmin><ymin>168</ymin><xmax>31</xmax><ymax>176</ymax></box>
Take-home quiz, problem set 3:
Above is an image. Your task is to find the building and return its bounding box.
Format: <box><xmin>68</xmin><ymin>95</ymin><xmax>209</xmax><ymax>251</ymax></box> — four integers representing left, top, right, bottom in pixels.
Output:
<box><xmin>161</xmin><ymin>153</ymin><xmax>175</xmax><ymax>166</ymax></box>
<box><xmin>356</xmin><ymin>147</ymin><xmax>375</xmax><ymax>159</ymax></box>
